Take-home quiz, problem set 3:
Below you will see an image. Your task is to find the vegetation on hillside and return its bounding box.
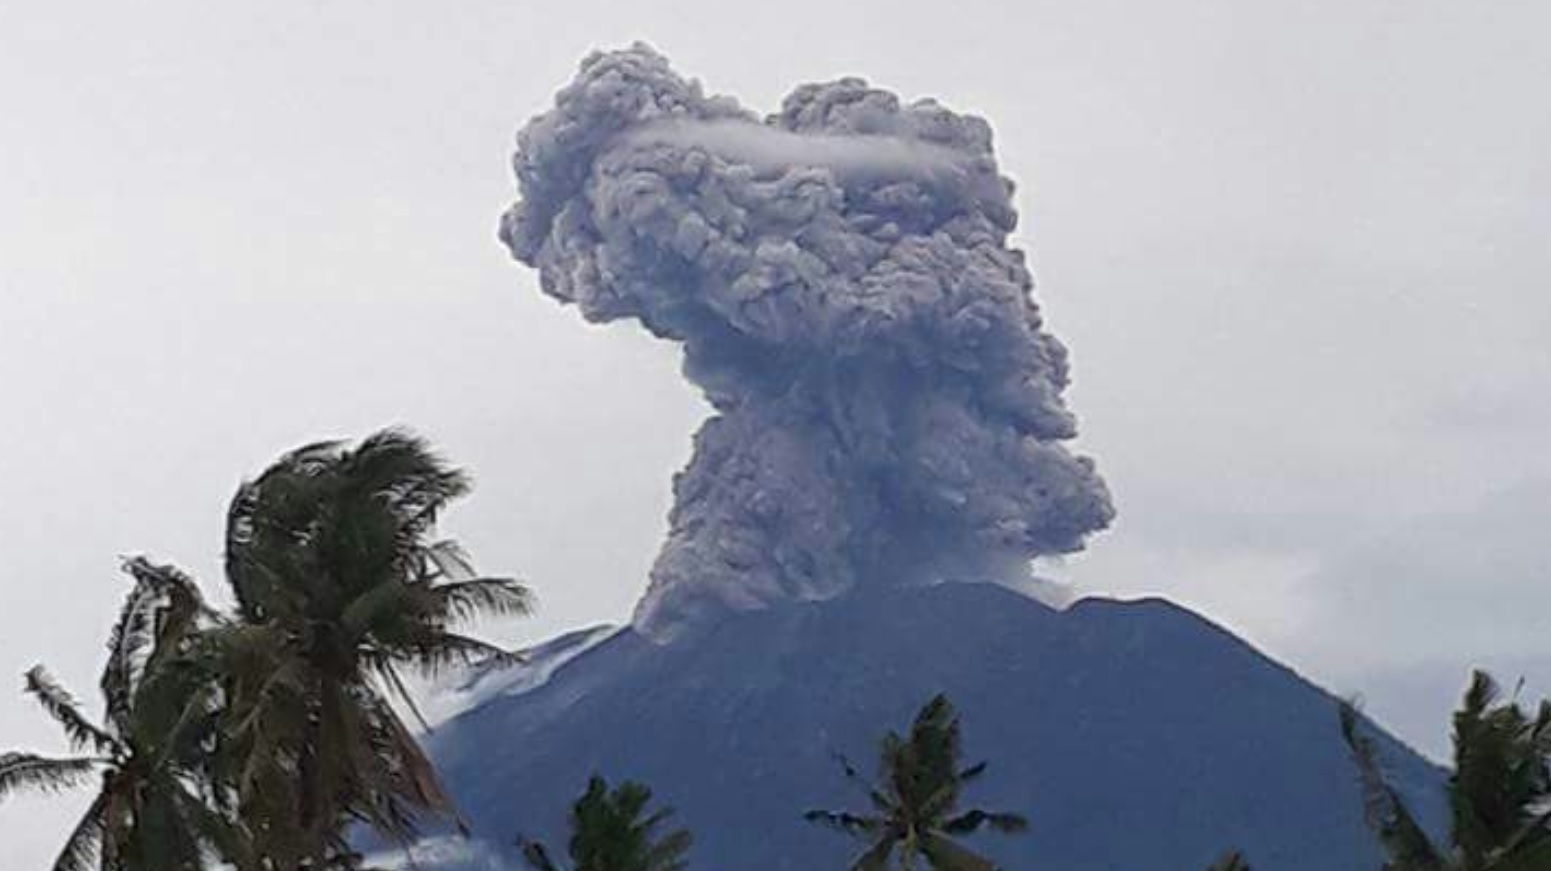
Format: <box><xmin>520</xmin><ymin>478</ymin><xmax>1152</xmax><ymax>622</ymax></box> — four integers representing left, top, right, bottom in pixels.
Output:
<box><xmin>517</xmin><ymin>775</ymin><xmax>691</xmax><ymax>871</ymax></box>
<box><xmin>804</xmin><ymin>694</ymin><xmax>1028</xmax><ymax>871</ymax></box>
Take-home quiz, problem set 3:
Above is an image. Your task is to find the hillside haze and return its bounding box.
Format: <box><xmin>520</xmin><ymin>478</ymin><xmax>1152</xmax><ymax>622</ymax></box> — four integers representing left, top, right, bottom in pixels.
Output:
<box><xmin>423</xmin><ymin>582</ymin><xmax>1444</xmax><ymax>870</ymax></box>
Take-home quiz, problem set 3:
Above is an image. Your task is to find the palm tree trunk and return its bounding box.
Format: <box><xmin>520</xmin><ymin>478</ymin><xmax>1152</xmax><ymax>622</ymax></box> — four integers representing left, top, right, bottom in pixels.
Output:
<box><xmin>298</xmin><ymin>675</ymin><xmax>339</xmax><ymax>868</ymax></box>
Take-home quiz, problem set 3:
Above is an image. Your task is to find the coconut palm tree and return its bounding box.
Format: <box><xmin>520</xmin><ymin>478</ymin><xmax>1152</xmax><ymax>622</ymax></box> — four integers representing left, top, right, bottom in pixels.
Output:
<box><xmin>517</xmin><ymin>775</ymin><xmax>692</xmax><ymax>871</ymax></box>
<box><xmin>1341</xmin><ymin>670</ymin><xmax>1551</xmax><ymax>871</ymax></box>
<box><xmin>0</xmin><ymin>557</ymin><xmax>245</xmax><ymax>871</ymax></box>
<box><xmin>805</xmin><ymin>694</ymin><xmax>1028</xmax><ymax>871</ymax></box>
<box><xmin>214</xmin><ymin>429</ymin><xmax>532</xmax><ymax>867</ymax></box>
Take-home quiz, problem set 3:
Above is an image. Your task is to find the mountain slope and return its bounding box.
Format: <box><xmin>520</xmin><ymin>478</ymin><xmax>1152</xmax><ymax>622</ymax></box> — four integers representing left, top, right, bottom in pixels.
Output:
<box><xmin>424</xmin><ymin>583</ymin><xmax>1444</xmax><ymax>870</ymax></box>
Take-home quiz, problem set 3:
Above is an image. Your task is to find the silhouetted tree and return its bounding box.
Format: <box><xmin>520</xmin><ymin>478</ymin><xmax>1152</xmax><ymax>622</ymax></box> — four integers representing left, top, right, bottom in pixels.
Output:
<box><xmin>0</xmin><ymin>558</ymin><xmax>246</xmax><ymax>870</ymax></box>
<box><xmin>1342</xmin><ymin>670</ymin><xmax>1551</xmax><ymax>870</ymax></box>
<box><xmin>805</xmin><ymin>694</ymin><xmax>1028</xmax><ymax>870</ymax></box>
<box><xmin>517</xmin><ymin>775</ymin><xmax>692</xmax><ymax>871</ymax></box>
<box><xmin>211</xmin><ymin>430</ymin><xmax>531</xmax><ymax>867</ymax></box>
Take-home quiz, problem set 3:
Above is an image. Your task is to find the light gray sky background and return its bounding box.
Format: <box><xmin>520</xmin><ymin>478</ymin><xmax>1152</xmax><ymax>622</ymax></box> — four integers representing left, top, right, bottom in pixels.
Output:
<box><xmin>2</xmin><ymin>0</ymin><xmax>1548</xmax><ymax>864</ymax></box>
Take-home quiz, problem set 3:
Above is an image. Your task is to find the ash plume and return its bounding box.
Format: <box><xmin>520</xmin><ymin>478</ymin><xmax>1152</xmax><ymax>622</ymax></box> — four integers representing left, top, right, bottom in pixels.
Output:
<box><xmin>501</xmin><ymin>45</ymin><xmax>1114</xmax><ymax>638</ymax></box>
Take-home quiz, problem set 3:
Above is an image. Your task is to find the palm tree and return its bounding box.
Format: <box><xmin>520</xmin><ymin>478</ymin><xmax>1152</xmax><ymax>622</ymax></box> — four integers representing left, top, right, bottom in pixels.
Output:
<box><xmin>805</xmin><ymin>694</ymin><xmax>1028</xmax><ymax>871</ymax></box>
<box><xmin>1341</xmin><ymin>670</ymin><xmax>1551</xmax><ymax>871</ymax></box>
<box><xmin>214</xmin><ymin>429</ymin><xmax>532</xmax><ymax>867</ymax></box>
<box><xmin>1206</xmin><ymin>850</ymin><xmax>1252</xmax><ymax>871</ymax></box>
<box><xmin>517</xmin><ymin>775</ymin><xmax>692</xmax><ymax>871</ymax></box>
<box><xmin>0</xmin><ymin>557</ymin><xmax>245</xmax><ymax>870</ymax></box>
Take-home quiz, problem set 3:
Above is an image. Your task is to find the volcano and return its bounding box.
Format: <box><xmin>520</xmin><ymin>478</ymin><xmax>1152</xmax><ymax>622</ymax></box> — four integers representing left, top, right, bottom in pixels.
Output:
<box><xmin>418</xmin><ymin>582</ymin><xmax>1444</xmax><ymax>870</ymax></box>
<box><xmin>402</xmin><ymin>45</ymin><xmax>1447</xmax><ymax>870</ymax></box>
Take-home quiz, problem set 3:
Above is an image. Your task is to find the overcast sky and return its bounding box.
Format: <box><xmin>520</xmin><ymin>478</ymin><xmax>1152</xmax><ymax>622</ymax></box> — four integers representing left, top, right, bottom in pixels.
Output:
<box><xmin>3</xmin><ymin>0</ymin><xmax>1548</xmax><ymax>865</ymax></box>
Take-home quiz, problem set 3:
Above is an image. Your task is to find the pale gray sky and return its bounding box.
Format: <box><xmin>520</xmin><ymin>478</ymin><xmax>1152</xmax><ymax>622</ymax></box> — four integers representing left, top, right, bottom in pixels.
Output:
<box><xmin>2</xmin><ymin>1</ymin><xmax>1548</xmax><ymax>865</ymax></box>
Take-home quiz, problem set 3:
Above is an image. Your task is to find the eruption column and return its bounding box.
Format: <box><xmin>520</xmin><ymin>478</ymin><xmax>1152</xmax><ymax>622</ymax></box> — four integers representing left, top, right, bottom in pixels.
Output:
<box><xmin>502</xmin><ymin>46</ymin><xmax>1114</xmax><ymax>639</ymax></box>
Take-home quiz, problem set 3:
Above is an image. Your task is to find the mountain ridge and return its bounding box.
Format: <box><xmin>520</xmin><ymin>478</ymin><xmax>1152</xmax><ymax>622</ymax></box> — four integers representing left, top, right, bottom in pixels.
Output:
<box><xmin>421</xmin><ymin>582</ymin><xmax>1445</xmax><ymax>870</ymax></box>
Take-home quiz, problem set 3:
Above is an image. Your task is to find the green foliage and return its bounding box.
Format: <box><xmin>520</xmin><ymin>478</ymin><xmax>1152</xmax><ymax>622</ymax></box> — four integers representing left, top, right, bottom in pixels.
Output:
<box><xmin>5</xmin><ymin>430</ymin><xmax>527</xmax><ymax>871</ymax></box>
<box><xmin>805</xmin><ymin>694</ymin><xmax>1028</xmax><ymax>871</ymax></box>
<box><xmin>518</xmin><ymin>775</ymin><xmax>693</xmax><ymax>871</ymax></box>
<box><xmin>212</xmin><ymin>429</ymin><xmax>530</xmax><ymax>866</ymax></box>
<box><xmin>1342</xmin><ymin>670</ymin><xmax>1551</xmax><ymax>871</ymax></box>
<box><xmin>1</xmin><ymin>558</ymin><xmax>240</xmax><ymax>871</ymax></box>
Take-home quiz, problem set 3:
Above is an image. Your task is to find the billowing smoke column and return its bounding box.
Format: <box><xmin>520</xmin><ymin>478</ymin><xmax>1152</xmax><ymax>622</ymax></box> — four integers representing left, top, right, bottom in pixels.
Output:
<box><xmin>502</xmin><ymin>45</ymin><xmax>1114</xmax><ymax>639</ymax></box>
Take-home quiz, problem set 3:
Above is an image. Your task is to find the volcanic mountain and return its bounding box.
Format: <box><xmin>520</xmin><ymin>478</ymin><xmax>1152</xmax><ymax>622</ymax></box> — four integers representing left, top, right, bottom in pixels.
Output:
<box><xmin>414</xmin><ymin>582</ymin><xmax>1443</xmax><ymax>870</ymax></box>
<box><xmin>400</xmin><ymin>46</ymin><xmax>1447</xmax><ymax>869</ymax></box>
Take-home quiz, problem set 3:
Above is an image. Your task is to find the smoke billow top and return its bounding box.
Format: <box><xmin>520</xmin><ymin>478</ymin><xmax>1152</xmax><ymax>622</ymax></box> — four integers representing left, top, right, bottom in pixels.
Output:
<box><xmin>501</xmin><ymin>45</ymin><xmax>1114</xmax><ymax>639</ymax></box>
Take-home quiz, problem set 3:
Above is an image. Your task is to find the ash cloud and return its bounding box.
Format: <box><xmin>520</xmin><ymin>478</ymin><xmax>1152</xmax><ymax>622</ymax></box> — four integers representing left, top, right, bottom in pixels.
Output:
<box><xmin>501</xmin><ymin>45</ymin><xmax>1114</xmax><ymax>638</ymax></box>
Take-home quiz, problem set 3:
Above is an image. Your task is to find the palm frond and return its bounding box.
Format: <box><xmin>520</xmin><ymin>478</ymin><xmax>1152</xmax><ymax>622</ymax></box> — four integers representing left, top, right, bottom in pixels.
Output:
<box><xmin>0</xmin><ymin>752</ymin><xmax>100</xmax><ymax>800</ymax></box>
<box><xmin>849</xmin><ymin>836</ymin><xmax>896</xmax><ymax>871</ymax></box>
<box><xmin>1460</xmin><ymin>671</ymin><xmax>1501</xmax><ymax>721</ymax></box>
<box><xmin>920</xmin><ymin>832</ymin><xmax>998</xmax><ymax>871</ymax></box>
<box><xmin>804</xmin><ymin>809</ymin><xmax>884</xmax><ymax>836</ymax></box>
<box><xmin>374</xmin><ymin>661</ymin><xmax>432</xmax><ymax>734</ymax></box>
<box><xmin>96</xmin><ymin>556</ymin><xmax>211</xmax><ymax>737</ymax></box>
<box><xmin>364</xmin><ymin>689</ymin><xmax>462</xmax><ymax>828</ymax></box>
<box><xmin>942</xmin><ymin>808</ymin><xmax>1028</xmax><ymax>835</ymax></box>
<box><xmin>516</xmin><ymin>837</ymin><xmax>563</xmax><ymax>871</ymax></box>
<box><xmin>120</xmin><ymin>556</ymin><xmax>211</xmax><ymax>667</ymax></box>
<box><xmin>224</xmin><ymin>439</ymin><xmax>341</xmax><ymax>619</ymax></box>
<box><xmin>341</xmin><ymin>577</ymin><xmax>419</xmax><ymax>639</ymax></box>
<box><xmin>23</xmin><ymin>666</ymin><xmax>117</xmax><ymax>755</ymax></box>
<box><xmin>119</xmin><ymin>555</ymin><xmax>205</xmax><ymax>610</ymax></box>
<box><xmin>423</xmin><ymin>540</ymin><xmax>478</xmax><ymax>582</ymax></box>
<box><xmin>428</xmin><ymin>577</ymin><xmax>534</xmax><ymax>626</ymax></box>
<box><xmin>394</xmin><ymin>631</ymin><xmax>521</xmax><ymax>679</ymax></box>
<box><xmin>51</xmin><ymin>791</ymin><xmax>109</xmax><ymax>871</ymax></box>
<box><xmin>1339</xmin><ymin>700</ymin><xmax>1446</xmax><ymax>870</ymax></box>
<box><xmin>100</xmin><ymin>576</ymin><xmax>162</xmax><ymax>733</ymax></box>
<box><xmin>643</xmin><ymin>827</ymin><xmax>693</xmax><ymax>870</ymax></box>
<box><xmin>341</xmin><ymin>430</ymin><xmax>469</xmax><ymax>533</ymax></box>
<box><xmin>828</xmin><ymin>751</ymin><xmax>876</xmax><ymax>800</ymax></box>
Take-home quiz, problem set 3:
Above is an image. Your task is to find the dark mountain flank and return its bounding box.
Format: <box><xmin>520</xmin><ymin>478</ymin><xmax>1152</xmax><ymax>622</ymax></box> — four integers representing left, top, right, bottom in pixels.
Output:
<box><xmin>427</xmin><ymin>583</ymin><xmax>1444</xmax><ymax>870</ymax></box>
